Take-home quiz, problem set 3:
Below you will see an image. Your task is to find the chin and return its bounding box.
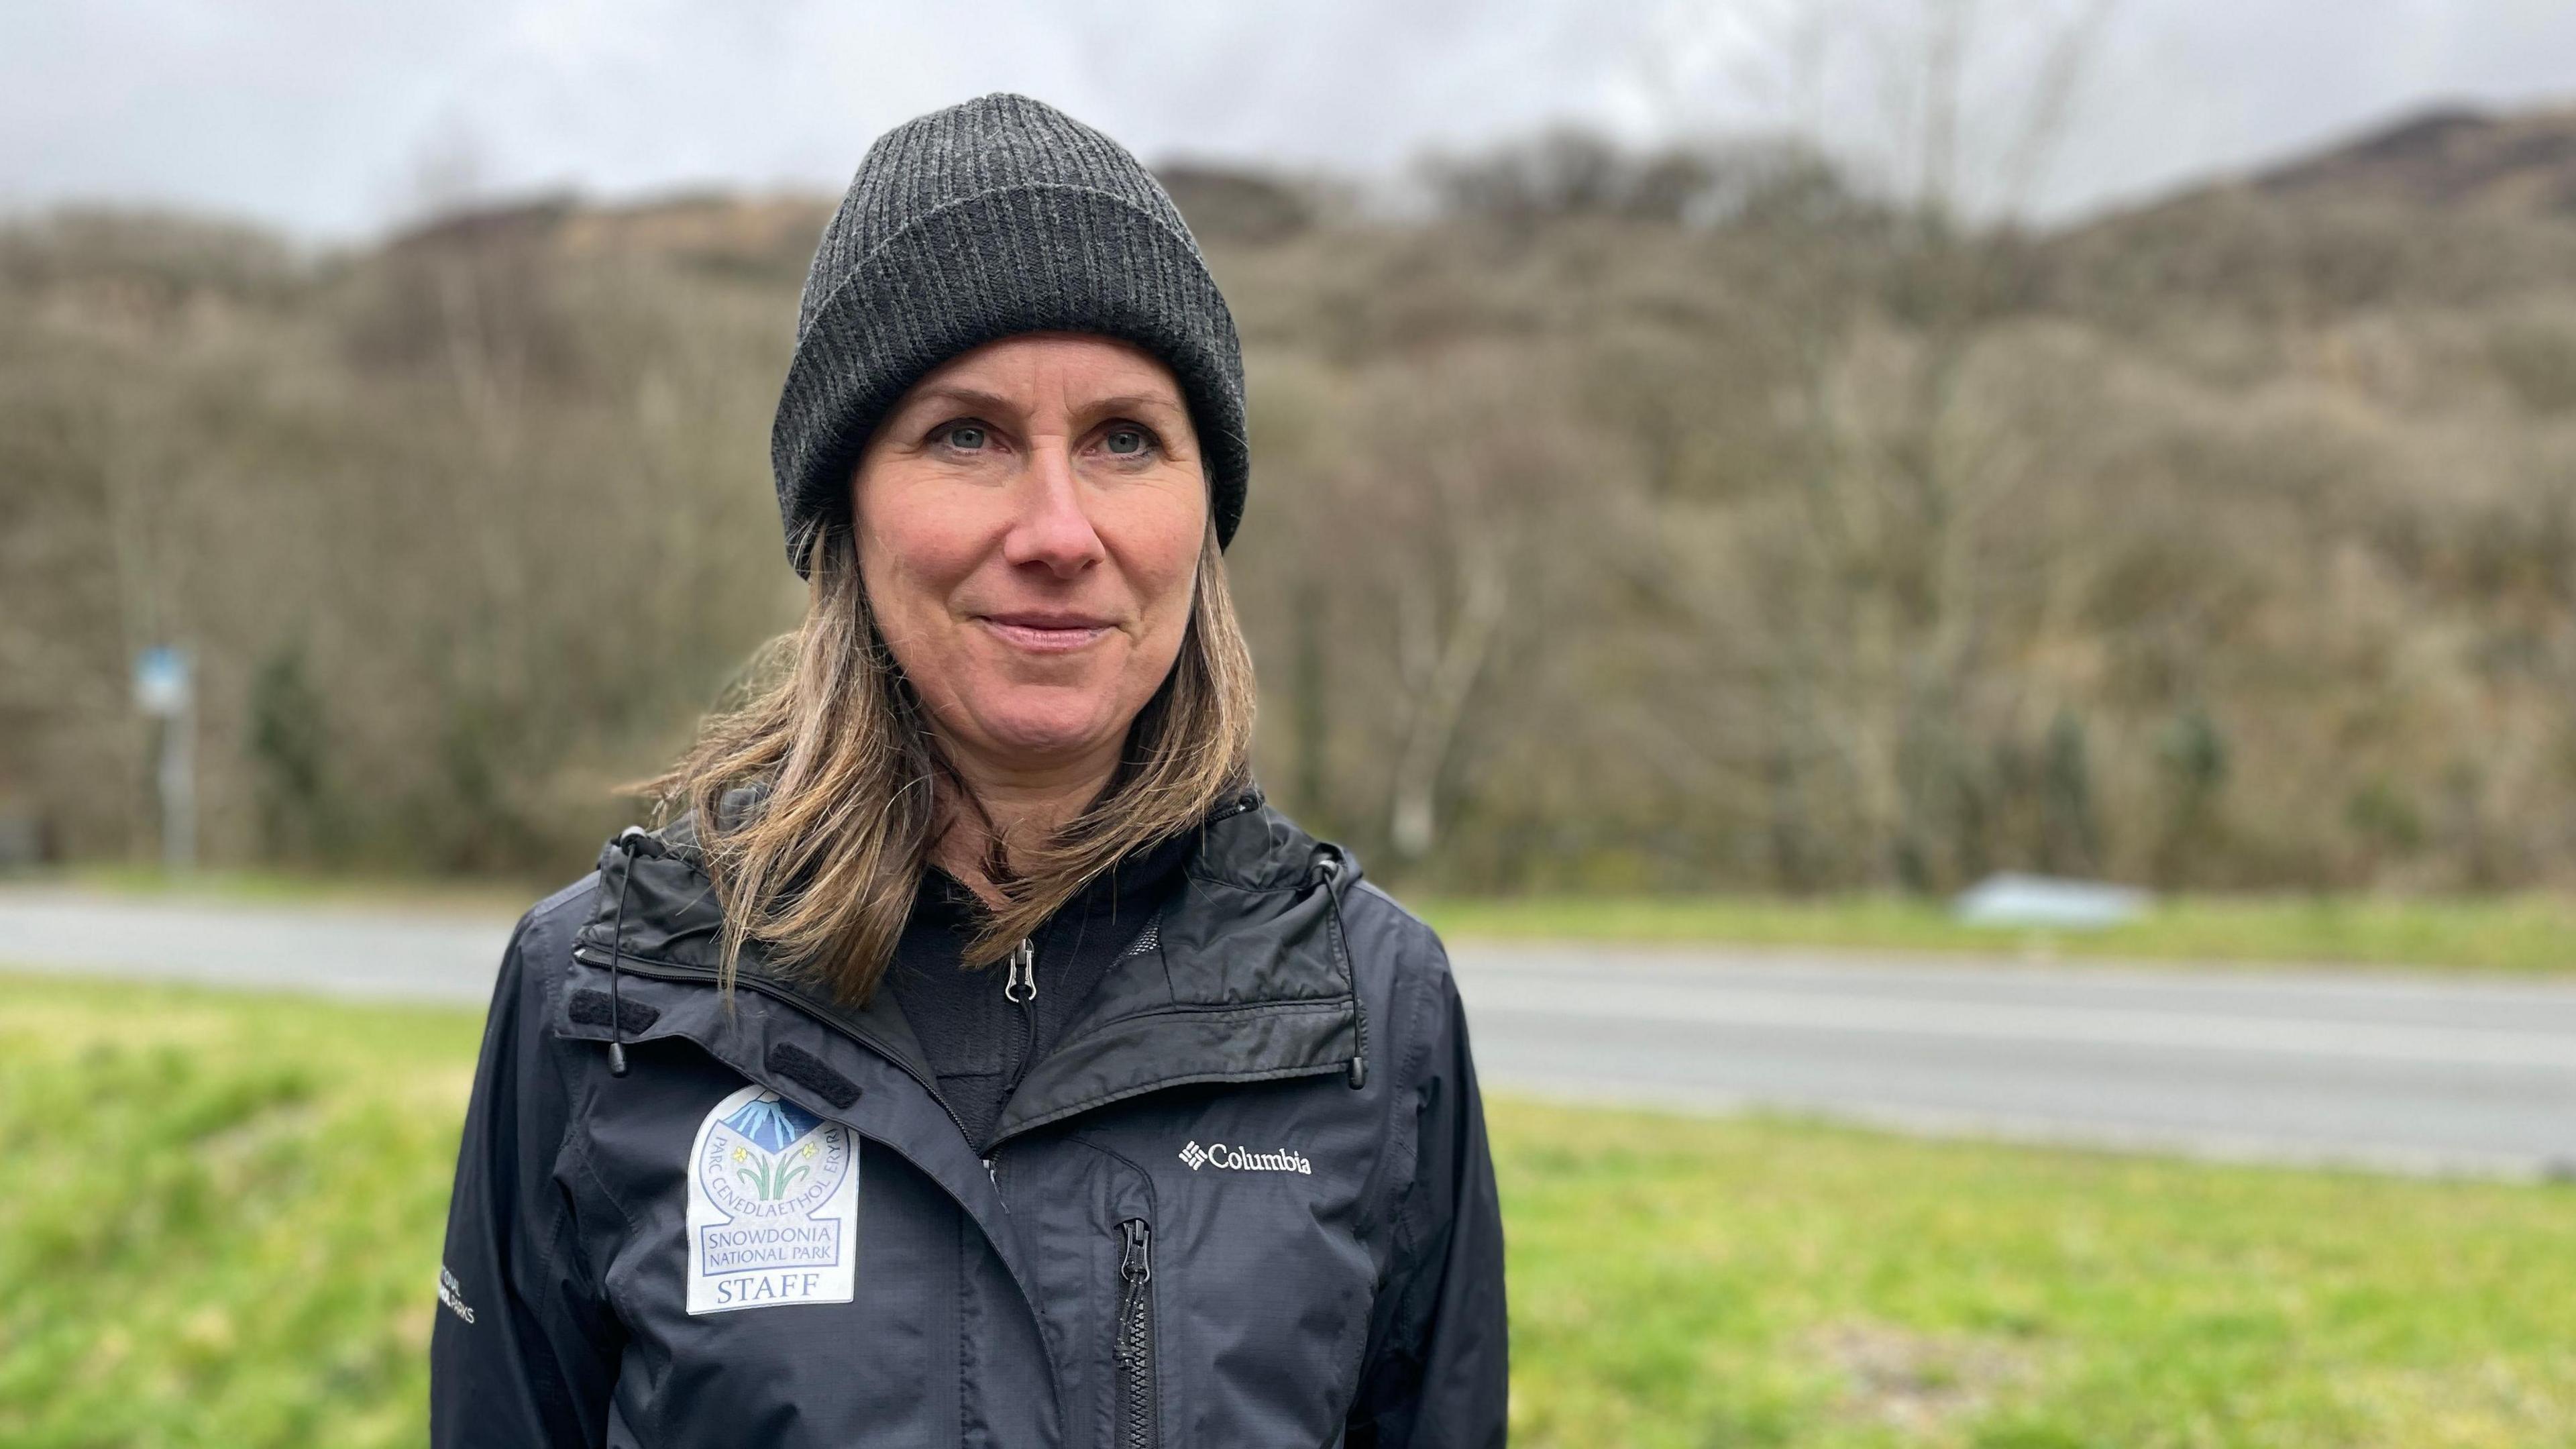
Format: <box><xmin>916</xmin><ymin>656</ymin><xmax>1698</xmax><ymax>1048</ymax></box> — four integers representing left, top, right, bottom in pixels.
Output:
<box><xmin>971</xmin><ymin>696</ymin><xmax>1124</xmax><ymax>763</ymax></box>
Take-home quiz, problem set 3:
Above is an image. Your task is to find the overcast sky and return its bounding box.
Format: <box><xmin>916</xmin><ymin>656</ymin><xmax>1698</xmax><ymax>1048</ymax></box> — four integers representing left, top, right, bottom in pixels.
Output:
<box><xmin>7</xmin><ymin>0</ymin><xmax>2574</xmax><ymax>243</ymax></box>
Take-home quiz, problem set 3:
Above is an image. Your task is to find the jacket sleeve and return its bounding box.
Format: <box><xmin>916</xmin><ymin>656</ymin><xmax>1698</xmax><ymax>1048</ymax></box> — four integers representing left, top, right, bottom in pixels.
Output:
<box><xmin>1347</xmin><ymin>959</ymin><xmax>1510</xmax><ymax>1449</ymax></box>
<box><xmin>430</xmin><ymin>904</ymin><xmax>623</xmax><ymax>1448</ymax></box>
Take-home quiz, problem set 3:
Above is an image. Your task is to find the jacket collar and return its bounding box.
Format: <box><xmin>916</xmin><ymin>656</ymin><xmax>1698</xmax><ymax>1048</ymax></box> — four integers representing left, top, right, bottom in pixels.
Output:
<box><xmin>568</xmin><ymin>785</ymin><xmax>1366</xmax><ymax>1146</ymax></box>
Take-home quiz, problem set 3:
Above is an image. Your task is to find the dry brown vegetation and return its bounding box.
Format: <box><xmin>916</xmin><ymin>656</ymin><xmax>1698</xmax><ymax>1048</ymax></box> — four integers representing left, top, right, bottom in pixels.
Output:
<box><xmin>5</xmin><ymin>107</ymin><xmax>2575</xmax><ymax>894</ymax></box>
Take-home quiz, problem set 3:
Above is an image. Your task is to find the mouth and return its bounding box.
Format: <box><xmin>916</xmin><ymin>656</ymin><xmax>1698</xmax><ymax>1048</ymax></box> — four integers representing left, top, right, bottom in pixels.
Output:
<box><xmin>975</xmin><ymin>612</ymin><xmax>1118</xmax><ymax>654</ymax></box>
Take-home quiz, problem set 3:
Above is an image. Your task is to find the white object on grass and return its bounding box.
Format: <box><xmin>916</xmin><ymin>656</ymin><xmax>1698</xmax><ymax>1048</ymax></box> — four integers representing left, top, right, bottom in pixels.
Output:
<box><xmin>1953</xmin><ymin>873</ymin><xmax>2150</xmax><ymax>930</ymax></box>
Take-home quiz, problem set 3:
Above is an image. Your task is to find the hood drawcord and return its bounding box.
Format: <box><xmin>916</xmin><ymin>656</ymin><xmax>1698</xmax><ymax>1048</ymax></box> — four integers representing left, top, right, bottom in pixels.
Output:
<box><xmin>604</xmin><ymin>824</ymin><xmax>660</xmax><ymax>1078</ymax></box>
<box><xmin>1313</xmin><ymin>846</ymin><xmax>1368</xmax><ymax>1089</ymax></box>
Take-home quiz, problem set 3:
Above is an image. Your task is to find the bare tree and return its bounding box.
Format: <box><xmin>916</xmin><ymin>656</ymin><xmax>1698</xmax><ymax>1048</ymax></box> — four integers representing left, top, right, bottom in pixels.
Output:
<box><xmin>1630</xmin><ymin>0</ymin><xmax>2124</xmax><ymax>887</ymax></box>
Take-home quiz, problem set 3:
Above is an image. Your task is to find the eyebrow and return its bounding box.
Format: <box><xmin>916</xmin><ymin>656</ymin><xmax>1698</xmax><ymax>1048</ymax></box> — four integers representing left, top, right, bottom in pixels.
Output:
<box><xmin>894</xmin><ymin>385</ymin><xmax>1187</xmax><ymax>421</ymax></box>
<box><xmin>896</xmin><ymin>384</ymin><xmax>1016</xmax><ymax>417</ymax></box>
<box><xmin>1081</xmin><ymin>394</ymin><xmax>1187</xmax><ymax>417</ymax></box>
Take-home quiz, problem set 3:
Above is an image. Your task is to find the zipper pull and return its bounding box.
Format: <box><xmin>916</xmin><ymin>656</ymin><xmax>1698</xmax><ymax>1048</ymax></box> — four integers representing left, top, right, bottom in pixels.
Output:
<box><xmin>1115</xmin><ymin>1217</ymin><xmax>1153</xmax><ymax>1370</ymax></box>
<box><xmin>1004</xmin><ymin>937</ymin><xmax>1036</xmax><ymax>1004</ymax></box>
<box><xmin>1119</xmin><ymin>1218</ymin><xmax>1152</xmax><ymax>1284</ymax></box>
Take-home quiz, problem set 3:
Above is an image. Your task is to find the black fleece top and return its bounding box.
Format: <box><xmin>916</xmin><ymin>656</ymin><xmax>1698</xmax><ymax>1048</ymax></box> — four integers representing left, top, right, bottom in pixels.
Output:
<box><xmin>882</xmin><ymin>828</ymin><xmax>1195</xmax><ymax>1151</ymax></box>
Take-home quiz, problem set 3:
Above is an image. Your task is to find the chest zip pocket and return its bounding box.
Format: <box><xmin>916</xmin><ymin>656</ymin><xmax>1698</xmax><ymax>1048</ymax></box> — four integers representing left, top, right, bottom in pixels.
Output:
<box><xmin>1113</xmin><ymin>1218</ymin><xmax>1157</xmax><ymax>1448</ymax></box>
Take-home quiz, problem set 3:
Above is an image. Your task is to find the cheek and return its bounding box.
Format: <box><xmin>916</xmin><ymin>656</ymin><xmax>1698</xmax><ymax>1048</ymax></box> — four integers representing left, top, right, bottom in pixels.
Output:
<box><xmin>1140</xmin><ymin>561</ymin><xmax>1199</xmax><ymax>649</ymax></box>
<box><xmin>1121</xmin><ymin>525</ymin><xmax>1205</xmax><ymax>650</ymax></box>
<box><xmin>855</xmin><ymin>494</ymin><xmax>981</xmax><ymax>639</ymax></box>
<box><xmin>1115</xmin><ymin>479</ymin><xmax>1207</xmax><ymax>596</ymax></box>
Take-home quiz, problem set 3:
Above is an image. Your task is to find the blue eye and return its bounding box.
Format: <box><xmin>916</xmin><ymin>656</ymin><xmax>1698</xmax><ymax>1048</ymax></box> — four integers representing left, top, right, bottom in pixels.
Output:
<box><xmin>1105</xmin><ymin>427</ymin><xmax>1148</xmax><ymax>455</ymax></box>
<box><xmin>943</xmin><ymin>422</ymin><xmax>987</xmax><ymax>449</ymax></box>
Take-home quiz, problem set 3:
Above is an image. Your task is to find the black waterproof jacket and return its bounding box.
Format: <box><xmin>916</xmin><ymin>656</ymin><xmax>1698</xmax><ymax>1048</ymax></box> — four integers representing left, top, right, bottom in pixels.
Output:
<box><xmin>429</xmin><ymin>790</ymin><xmax>1507</xmax><ymax>1447</ymax></box>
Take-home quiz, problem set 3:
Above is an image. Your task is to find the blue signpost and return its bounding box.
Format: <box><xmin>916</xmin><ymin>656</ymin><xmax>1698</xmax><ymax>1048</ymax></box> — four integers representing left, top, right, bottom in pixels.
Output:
<box><xmin>133</xmin><ymin>646</ymin><xmax>195</xmax><ymax>872</ymax></box>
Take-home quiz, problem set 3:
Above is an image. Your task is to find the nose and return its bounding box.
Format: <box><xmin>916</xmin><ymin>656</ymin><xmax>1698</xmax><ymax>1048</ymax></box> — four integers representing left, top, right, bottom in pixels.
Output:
<box><xmin>1002</xmin><ymin>437</ymin><xmax>1106</xmax><ymax>576</ymax></box>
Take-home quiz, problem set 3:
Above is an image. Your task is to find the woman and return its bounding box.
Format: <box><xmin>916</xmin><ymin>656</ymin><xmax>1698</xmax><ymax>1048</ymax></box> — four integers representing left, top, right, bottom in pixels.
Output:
<box><xmin>429</xmin><ymin>93</ymin><xmax>1507</xmax><ymax>1448</ymax></box>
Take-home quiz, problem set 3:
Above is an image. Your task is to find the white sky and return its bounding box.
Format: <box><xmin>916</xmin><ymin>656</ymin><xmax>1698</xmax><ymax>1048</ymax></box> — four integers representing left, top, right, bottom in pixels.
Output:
<box><xmin>7</xmin><ymin>0</ymin><xmax>2575</xmax><ymax>242</ymax></box>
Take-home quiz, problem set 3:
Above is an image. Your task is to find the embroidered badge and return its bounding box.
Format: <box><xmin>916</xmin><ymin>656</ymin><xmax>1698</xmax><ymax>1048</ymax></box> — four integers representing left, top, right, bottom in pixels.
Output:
<box><xmin>685</xmin><ymin>1083</ymin><xmax>859</xmax><ymax>1315</ymax></box>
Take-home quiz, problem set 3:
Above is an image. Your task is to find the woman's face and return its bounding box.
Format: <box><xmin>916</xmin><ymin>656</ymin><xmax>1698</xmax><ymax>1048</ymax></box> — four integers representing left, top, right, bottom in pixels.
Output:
<box><xmin>852</xmin><ymin>332</ymin><xmax>1208</xmax><ymax>779</ymax></box>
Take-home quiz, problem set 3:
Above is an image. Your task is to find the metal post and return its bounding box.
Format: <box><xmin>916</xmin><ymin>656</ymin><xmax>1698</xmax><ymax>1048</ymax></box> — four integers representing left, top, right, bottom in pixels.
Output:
<box><xmin>136</xmin><ymin>646</ymin><xmax>195</xmax><ymax>873</ymax></box>
<box><xmin>162</xmin><ymin>692</ymin><xmax>194</xmax><ymax>873</ymax></box>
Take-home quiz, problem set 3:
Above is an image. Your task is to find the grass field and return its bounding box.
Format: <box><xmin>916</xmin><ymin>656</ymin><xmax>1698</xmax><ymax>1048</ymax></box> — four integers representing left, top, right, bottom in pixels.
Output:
<box><xmin>1418</xmin><ymin>892</ymin><xmax>2576</xmax><ymax>975</ymax></box>
<box><xmin>3</xmin><ymin>972</ymin><xmax>2571</xmax><ymax>1448</ymax></box>
<box><xmin>40</xmin><ymin>866</ymin><xmax>2576</xmax><ymax>973</ymax></box>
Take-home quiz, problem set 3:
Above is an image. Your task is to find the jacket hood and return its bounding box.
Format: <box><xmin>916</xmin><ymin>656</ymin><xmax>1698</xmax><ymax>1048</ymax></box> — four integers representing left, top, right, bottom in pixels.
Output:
<box><xmin>569</xmin><ymin>783</ymin><xmax>1372</xmax><ymax>1145</ymax></box>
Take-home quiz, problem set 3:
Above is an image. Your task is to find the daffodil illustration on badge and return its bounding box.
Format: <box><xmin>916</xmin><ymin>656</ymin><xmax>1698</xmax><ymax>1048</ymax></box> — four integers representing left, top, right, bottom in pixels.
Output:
<box><xmin>684</xmin><ymin>1084</ymin><xmax>859</xmax><ymax>1315</ymax></box>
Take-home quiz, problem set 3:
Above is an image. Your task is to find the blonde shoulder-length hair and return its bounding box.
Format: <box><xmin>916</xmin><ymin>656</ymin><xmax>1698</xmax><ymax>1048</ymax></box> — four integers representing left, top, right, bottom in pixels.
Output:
<box><xmin>640</xmin><ymin>515</ymin><xmax>1258</xmax><ymax>1005</ymax></box>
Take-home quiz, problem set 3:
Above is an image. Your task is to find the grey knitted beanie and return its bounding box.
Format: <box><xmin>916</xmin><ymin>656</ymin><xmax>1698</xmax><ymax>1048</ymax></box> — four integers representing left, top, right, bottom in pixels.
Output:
<box><xmin>771</xmin><ymin>92</ymin><xmax>1249</xmax><ymax>575</ymax></box>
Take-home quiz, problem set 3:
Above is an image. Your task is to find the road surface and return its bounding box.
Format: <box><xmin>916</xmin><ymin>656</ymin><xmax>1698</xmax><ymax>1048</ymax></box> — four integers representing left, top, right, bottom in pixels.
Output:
<box><xmin>5</xmin><ymin>888</ymin><xmax>2571</xmax><ymax>1178</ymax></box>
<box><xmin>1452</xmin><ymin>943</ymin><xmax>2576</xmax><ymax>1179</ymax></box>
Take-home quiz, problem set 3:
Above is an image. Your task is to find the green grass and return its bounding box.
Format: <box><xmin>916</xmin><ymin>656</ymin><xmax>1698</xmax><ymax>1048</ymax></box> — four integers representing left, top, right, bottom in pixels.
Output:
<box><xmin>25</xmin><ymin>867</ymin><xmax>2576</xmax><ymax>973</ymax></box>
<box><xmin>3</xmin><ymin>973</ymin><xmax>2571</xmax><ymax>1447</ymax></box>
<box><xmin>1497</xmin><ymin>1102</ymin><xmax>2576</xmax><ymax>1448</ymax></box>
<box><xmin>1417</xmin><ymin>892</ymin><xmax>2576</xmax><ymax>974</ymax></box>
<box><xmin>0</xmin><ymin>975</ymin><xmax>481</xmax><ymax>1449</ymax></box>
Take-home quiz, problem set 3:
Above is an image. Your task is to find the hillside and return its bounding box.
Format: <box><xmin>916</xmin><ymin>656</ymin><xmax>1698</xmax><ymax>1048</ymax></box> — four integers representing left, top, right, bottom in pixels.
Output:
<box><xmin>2250</xmin><ymin>104</ymin><xmax>2576</xmax><ymax>217</ymax></box>
<box><xmin>3</xmin><ymin>105</ymin><xmax>2573</xmax><ymax>894</ymax></box>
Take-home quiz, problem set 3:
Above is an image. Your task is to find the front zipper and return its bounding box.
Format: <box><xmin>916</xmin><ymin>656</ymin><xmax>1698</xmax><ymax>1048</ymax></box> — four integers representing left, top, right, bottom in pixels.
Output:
<box><xmin>1002</xmin><ymin>936</ymin><xmax>1038</xmax><ymax>1095</ymax></box>
<box><xmin>1112</xmin><ymin>1218</ymin><xmax>1157</xmax><ymax>1449</ymax></box>
<box><xmin>1004</xmin><ymin>936</ymin><xmax>1036</xmax><ymax>1004</ymax></box>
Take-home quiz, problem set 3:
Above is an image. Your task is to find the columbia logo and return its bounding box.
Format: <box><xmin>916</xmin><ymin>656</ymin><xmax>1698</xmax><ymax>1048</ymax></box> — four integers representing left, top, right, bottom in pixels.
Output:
<box><xmin>1178</xmin><ymin>1140</ymin><xmax>1311</xmax><ymax>1175</ymax></box>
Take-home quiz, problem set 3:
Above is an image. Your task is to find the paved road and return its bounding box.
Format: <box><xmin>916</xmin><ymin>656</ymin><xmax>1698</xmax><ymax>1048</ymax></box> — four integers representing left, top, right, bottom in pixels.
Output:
<box><xmin>1</xmin><ymin>888</ymin><xmax>516</xmax><ymax>1002</ymax></box>
<box><xmin>1452</xmin><ymin>945</ymin><xmax>2576</xmax><ymax>1179</ymax></box>
<box><xmin>7</xmin><ymin>888</ymin><xmax>2572</xmax><ymax>1178</ymax></box>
